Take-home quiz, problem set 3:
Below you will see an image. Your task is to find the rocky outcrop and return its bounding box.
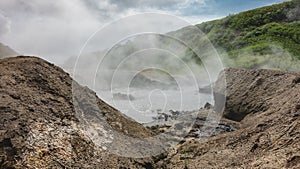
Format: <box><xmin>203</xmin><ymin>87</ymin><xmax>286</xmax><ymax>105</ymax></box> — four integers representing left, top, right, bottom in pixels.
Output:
<box><xmin>0</xmin><ymin>56</ymin><xmax>153</xmax><ymax>168</ymax></box>
<box><xmin>216</xmin><ymin>68</ymin><xmax>300</xmax><ymax>122</ymax></box>
<box><xmin>155</xmin><ymin>68</ymin><xmax>300</xmax><ymax>168</ymax></box>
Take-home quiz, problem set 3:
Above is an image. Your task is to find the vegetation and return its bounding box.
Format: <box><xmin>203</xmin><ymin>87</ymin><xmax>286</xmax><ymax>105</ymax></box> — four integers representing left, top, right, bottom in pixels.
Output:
<box><xmin>178</xmin><ymin>0</ymin><xmax>300</xmax><ymax>71</ymax></box>
<box><xmin>99</xmin><ymin>0</ymin><xmax>300</xmax><ymax>72</ymax></box>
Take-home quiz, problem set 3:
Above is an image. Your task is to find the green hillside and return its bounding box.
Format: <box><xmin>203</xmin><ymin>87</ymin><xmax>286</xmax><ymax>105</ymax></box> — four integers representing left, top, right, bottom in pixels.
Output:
<box><xmin>69</xmin><ymin>0</ymin><xmax>300</xmax><ymax>72</ymax></box>
<box><xmin>193</xmin><ymin>0</ymin><xmax>300</xmax><ymax>70</ymax></box>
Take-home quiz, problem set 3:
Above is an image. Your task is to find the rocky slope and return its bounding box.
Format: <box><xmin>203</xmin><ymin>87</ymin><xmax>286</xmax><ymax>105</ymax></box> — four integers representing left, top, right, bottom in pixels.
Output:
<box><xmin>0</xmin><ymin>56</ymin><xmax>154</xmax><ymax>168</ymax></box>
<box><xmin>1</xmin><ymin>56</ymin><xmax>299</xmax><ymax>168</ymax></box>
<box><xmin>155</xmin><ymin>68</ymin><xmax>300</xmax><ymax>168</ymax></box>
<box><xmin>0</xmin><ymin>43</ymin><xmax>18</xmax><ymax>58</ymax></box>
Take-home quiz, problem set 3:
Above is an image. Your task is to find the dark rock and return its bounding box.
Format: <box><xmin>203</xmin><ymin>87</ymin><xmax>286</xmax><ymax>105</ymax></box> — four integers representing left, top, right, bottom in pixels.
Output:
<box><xmin>204</xmin><ymin>102</ymin><xmax>213</xmax><ymax>109</ymax></box>
<box><xmin>293</xmin><ymin>76</ymin><xmax>300</xmax><ymax>84</ymax></box>
<box><xmin>286</xmin><ymin>155</ymin><xmax>300</xmax><ymax>168</ymax></box>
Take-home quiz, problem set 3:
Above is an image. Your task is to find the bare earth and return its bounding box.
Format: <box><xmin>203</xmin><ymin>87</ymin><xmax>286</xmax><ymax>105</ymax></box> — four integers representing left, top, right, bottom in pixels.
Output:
<box><xmin>155</xmin><ymin>68</ymin><xmax>300</xmax><ymax>168</ymax></box>
<box><xmin>0</xmin><ymin>56</ymin><xmax>299</xmax><ymax>168</ymax></box>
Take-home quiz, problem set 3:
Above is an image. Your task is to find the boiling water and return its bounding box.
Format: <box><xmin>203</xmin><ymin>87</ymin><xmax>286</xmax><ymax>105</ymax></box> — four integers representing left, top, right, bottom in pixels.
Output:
<box><xmin>97</xmin><ymin>86</ymin><xmax>213</xmax><ymax>123</ymax></box>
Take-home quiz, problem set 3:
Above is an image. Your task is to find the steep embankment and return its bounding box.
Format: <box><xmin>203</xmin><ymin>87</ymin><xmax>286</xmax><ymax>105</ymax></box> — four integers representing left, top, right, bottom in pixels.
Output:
<box><xmin>0</xmin><ymin>56</ymin><xmax>153</xmax><ymax>168</ymax></box>
<box><xmin>156</xmin><ymin>68</ymin><xmax>300</xmax><ymax>168</ymax></box>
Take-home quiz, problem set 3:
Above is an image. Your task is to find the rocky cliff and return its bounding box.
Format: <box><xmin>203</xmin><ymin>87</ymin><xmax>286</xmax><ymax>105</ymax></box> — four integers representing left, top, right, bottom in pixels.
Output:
<box><xmin>0</xmin><ymin>56</ymin><xmax>153</xmax><ymax>168</ymax></box>
<box><xmin>156</xmin><ymin>68</ymin><xmax>300</xmax><ymax>168</ymax></box>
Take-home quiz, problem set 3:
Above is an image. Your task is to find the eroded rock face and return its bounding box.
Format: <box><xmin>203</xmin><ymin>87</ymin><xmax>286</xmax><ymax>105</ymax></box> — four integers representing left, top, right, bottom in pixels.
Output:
<box><xmin>215</xmin><ymin>68</ymin><xmax>300</xmax><ymax>122</ymax></box>
<box><xmin>0</xmin><ymin>56</ymin><xmax>153</xmax><ymax>168</ymax></box>
<box><xmin>155</xmin><ymin>68</ymin><xmax>300</xmax><ymax>168</ymax></box>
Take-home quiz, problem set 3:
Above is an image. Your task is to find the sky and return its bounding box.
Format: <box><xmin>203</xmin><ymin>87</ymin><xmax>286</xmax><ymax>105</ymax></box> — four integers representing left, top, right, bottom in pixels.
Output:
<box><xmin>0</xmin><ymin>0</ymin><xmax>285</xmax><ymax>64</ymax></box>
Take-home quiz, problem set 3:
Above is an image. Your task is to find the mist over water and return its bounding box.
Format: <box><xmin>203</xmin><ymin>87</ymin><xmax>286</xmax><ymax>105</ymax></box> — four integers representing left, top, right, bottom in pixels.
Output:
<box><xmin>69</xmin><ymin>14</ymin><xmax>224</xmax><ymax>123</ymax></box>
<box><xmin>97</xmin><ymin>74</ymin><xmax>213</xmax><ymax>123</ymax></box>
<box><xmin>99</xmin><ymin>87</ymin><xmax>212</xmax><ymax>123</ymax></box>
<box><xmin>91</xmin><ymin>49</ymin><xmax>215</xmax><ymax>123</ymax></box>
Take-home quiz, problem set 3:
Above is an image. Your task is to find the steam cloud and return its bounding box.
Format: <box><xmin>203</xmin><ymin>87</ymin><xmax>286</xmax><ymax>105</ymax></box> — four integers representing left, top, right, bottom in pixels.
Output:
<box><xmin>0</xmin><ymin>0</ymin><xmax>221</xmax><ymax>64</ymax></box>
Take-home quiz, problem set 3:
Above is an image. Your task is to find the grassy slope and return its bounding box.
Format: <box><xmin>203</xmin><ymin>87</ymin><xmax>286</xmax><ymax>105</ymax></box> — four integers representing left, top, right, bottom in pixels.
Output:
<box><xmin>70</xmin><ymin>0</ymin><xmax>300</xmax><ymax>72</ymax></box>
<box><xmin>176</xmin><ymin>0</ymin><xmax>300</xmax><ymax>70</ymax></box>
